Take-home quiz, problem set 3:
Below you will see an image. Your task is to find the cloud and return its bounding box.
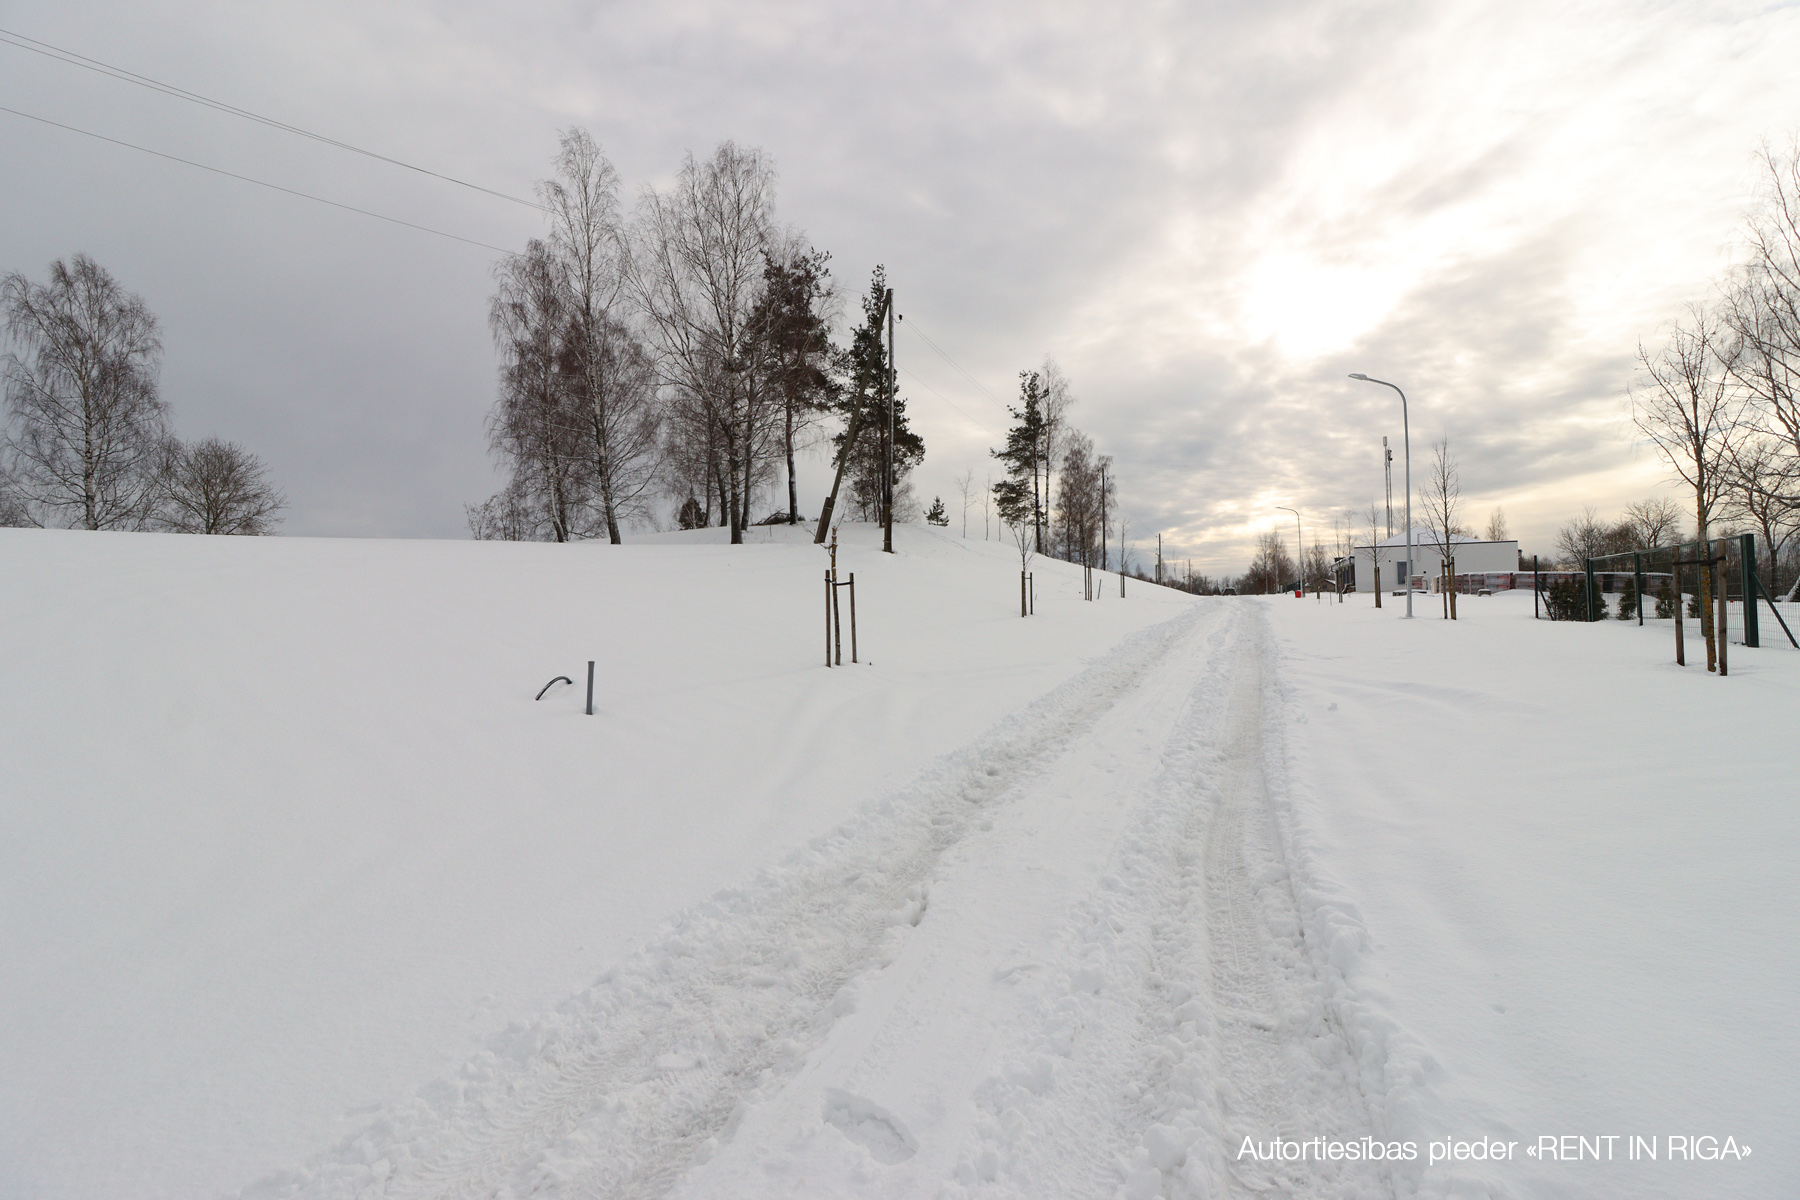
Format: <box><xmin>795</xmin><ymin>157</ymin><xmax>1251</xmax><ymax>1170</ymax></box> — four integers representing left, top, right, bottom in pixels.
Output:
<box><xmin>2</xmin><ymin>0</ymin><xmax>1795</xmax><ymax>567</ymax></box>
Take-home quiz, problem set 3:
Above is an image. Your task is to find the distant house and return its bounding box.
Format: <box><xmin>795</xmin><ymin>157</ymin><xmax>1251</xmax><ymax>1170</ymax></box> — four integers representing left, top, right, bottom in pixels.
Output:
<box><xmin>1352</xmin><ymin>529</ymin><xmax>1518</xmax><ymax>592</ymax></box>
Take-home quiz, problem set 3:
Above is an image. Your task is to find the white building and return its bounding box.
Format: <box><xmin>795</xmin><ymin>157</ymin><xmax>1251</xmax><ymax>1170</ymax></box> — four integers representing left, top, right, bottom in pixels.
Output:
<box><xmin>1352</xmin><ymin>529</ymin><xmax>1518</xmax><ymax>592</ymax></box>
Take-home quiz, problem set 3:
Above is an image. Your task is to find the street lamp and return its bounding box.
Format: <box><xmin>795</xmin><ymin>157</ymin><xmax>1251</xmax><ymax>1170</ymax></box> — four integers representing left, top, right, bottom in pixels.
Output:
<box><xmin>1349</xmin><ymin>374</ymin><xmax>1413</xmax><ymax>618</ymax></box>
<box><xmin>1276</xmin><ymin>505</ymin><xmax>1303</xmax><ymax>597</ymax></box>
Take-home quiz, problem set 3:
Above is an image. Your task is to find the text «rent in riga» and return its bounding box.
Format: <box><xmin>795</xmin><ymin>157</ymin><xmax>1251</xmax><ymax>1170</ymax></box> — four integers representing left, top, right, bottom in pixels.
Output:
<box><xmin>1528</xmin><ymin>1134</ymin><xmax>1751</xmax><ymax>1161</ymax></box>
<box><xmin>1238</xmin><ymin>1134</ymin><xmax>1751</xmax><ymax>1164</ymax></box>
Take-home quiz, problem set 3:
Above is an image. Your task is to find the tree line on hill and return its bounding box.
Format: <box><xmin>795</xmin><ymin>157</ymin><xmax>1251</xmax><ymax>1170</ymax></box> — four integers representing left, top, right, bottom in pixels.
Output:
<box><xmin>0</xmin><ymin>254</ymin><xmax>285</xmax><ymax>534</ymax></box>
<box><xmin>468</xmin><ymin>131</ymin><xmax>923</xmax><ymax>545</ymax></box>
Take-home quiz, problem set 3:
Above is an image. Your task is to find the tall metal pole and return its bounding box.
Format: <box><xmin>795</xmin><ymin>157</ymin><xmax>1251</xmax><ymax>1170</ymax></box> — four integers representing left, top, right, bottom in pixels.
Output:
<box><xmin>884</xmin><ymin>289</ymin><xmax>895</xmax><ymax>554</ymax></box>
<box><xmin>1383</xmin><ymin>437</ymin><xmax>1394</xmax><ymax>538</ymax></box>
<box><xmin>1350</xmin><ymin>375</ymin><xmax>1413</xmax><ymax>618</ymax></box>
<box><xmin>1278</xmin><ymin>506</ymin><xmax>1302</xmax><ymax>595</ymax></box>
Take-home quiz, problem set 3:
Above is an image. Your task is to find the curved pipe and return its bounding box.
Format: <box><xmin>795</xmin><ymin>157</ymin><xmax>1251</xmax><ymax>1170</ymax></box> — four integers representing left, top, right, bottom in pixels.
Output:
<box><xmin>535</xmin><ymin>676</ymin><xmax>573</xmax><ymax>701</ymax></box>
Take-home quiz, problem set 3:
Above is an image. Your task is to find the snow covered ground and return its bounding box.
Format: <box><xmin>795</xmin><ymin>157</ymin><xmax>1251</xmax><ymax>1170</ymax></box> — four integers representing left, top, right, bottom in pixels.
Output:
<box><xmin>2</xmin><ymin>527</ymin><xmax>1793</xmax><ymax>1199</ymax></box>
<box><xmin>1263</xmin><ymin>589</ymin><xmax>1797</xmax><ymax>1199</ymax></box>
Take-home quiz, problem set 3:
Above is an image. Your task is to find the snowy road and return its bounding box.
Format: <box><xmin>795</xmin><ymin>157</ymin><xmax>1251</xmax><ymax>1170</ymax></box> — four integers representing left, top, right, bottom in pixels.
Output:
<box><xmin>249</xmin><ymin>602</ymin><xmax>1393</xmax><ymax>1200</ymax></box>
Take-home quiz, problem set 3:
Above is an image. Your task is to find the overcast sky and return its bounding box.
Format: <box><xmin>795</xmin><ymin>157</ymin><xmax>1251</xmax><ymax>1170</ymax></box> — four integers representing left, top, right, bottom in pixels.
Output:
<box><xmin>4</xmin><ymin>0</ymin><xmax>1797</xmax><ymax>573</ymax></box>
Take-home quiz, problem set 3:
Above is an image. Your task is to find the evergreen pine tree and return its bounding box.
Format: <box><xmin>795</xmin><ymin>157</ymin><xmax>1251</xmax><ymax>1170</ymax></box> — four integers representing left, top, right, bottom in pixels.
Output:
<box><xmin>925</xmin><ymin>496</ymin><xmax>949</xmax><ymax>526</ymax></box>
<box><xmin>1617</xmin><ymin>575</ymin><xmax>1639</xmax><ymax>620</ymax></box>
<box><xmin>1655</xmin><ymin>578</ymin><xmax>1677</xmax><ymax>619</ymax></box>
<box><xmin>991</xmin><ymin>372</ymin><xmax>1049</xmax><ymax>551</ymax></box>
<box><xmin>818</xmin><ymin>267</ymin><xmax>925</xmax><ymax>525</ymax></box>
<box><xmin>751</xmin><ymin>248</ymin><xmax>837</xmax><ymax>524</ymax></box>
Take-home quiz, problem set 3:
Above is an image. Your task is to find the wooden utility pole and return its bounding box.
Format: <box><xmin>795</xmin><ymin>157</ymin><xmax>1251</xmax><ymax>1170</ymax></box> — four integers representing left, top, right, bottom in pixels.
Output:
<box><xmin>1099</xmin><ymin>463</ymin><xmax>1108</xmax><ymax>573</ymax></box>
<box><xmin>884</xmin><ymin>291</ymin><xmax>896</xmax><ymax>554</ymax></box>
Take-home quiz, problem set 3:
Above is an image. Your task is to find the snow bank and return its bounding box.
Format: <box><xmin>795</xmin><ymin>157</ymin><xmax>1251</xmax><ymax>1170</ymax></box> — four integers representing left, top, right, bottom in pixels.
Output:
<box><xmin>0</xmin><ymin>523</ymin><xmax>1186</xmax><ymax>1200</ymax></box>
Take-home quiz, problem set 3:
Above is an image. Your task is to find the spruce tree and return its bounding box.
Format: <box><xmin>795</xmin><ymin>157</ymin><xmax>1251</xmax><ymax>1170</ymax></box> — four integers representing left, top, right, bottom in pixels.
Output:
<box><xmin>925</xmin><ymin>496</ymin><xmax>949</xmax><ymax>526</ymax></box>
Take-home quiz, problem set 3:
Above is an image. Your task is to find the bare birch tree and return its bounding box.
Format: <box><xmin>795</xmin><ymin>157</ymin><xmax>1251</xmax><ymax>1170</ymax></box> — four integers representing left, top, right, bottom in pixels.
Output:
<box><xmin>541</xmin><ymin>129</ymin><xmax>662</xmax><ymax>542</ymax></box>
<box><xmin>1365</xmin><ymin>502</ymin><xmax>1386</xmax><ymax>607</ymax></box>
<box><xmin>1622</xmin><ymin>496</ymin><xmax>1684</xmax><ymax>549</ymax></box>
<box><xmin>1054</xmin><ymin>429</ymin><xmax>1101</xmax><ymax>565</ymax></box>
<box><xmin>630</xmin><ymin>142</ymin><xmax>778</xmax><ymax>543</ymax></box>
<box><xmin>1725</xmin><ymin>142</ymin><xmax>1800</xmax><ymax>494</ymax></box>
<box><xmin>1422</xmin><ymin>434</ymin><xmax>1464</xmax><ymax>617</ymax></box>
<box><xmin>1722</xmin><ymin>436</ymin><xmax>1798</xmax><ymax>585</ymax></box>
<box><xmin>486</xmin><ymin>240</ymin><xmax>587</xmax><ymax>541</ymax></box>
<box><xmin>2</xmin><ymin>255</ymin><xmax>169</xmax><ymax>529</ymax></box>
<box><xmin>466</xmin><ymin>479</ymin><xmax>544</xmax><ymax>540</ymax></box>
<box><xmin>157</xmin><ymin>437</ymin><xmax>286</xmax><ymax>534</ymax></box>
<box><xmin>1038</xmin><ymin>358</ymin><xmax>1076</xmax><ymax>521</ymax></box>
<box><xmin>1631</xmin><ymin>303</ymin><xmax>1743</xmax><ymax>668</ymax></box>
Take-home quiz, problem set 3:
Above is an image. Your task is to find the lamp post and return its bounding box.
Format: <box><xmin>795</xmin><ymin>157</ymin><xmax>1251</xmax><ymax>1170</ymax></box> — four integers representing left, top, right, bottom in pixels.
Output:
<box><xmin>1349</xmin><ymin>374</ymin><xmax>1414</xmax><ymax>618</ymax></box>
<box><xmin>1276</xmin><ymin>506</ymin><xmax>1303</xmax><ymax>597</ymax></box>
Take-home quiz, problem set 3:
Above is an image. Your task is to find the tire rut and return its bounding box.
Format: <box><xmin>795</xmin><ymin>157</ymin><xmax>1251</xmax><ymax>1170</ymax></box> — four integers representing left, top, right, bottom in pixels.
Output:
<box><xmin>243</xmin><ymin>608</ymin><xmax>1207</xmax><ymax>1200</ymax></box>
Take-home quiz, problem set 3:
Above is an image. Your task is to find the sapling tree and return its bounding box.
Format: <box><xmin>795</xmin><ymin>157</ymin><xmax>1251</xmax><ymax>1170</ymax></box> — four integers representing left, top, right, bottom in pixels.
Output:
<box><xmin>996</xmin><ymin>472</ymin><xmax>1037</xmax><ymax>615</ymax></box>
<box><xmin>1422</xmin><ymin>434</ymin><xmax>1464</xmax><ymax>618</ymax></box>
<box><xmin>954</xmin><ymin>468</ymin><xmax>977</xmax><ymax>537</ymax></box>
<box><xmin>1366</xmin><ymin>502</ymin><xmax>1387</xmax><ymax>607</ymax></box>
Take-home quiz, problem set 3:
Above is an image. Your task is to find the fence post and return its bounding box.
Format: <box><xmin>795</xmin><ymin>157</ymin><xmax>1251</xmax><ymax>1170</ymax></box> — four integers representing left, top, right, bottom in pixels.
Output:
<box><xmin>1584</xmin><ymin>558</ymin><xmax>1598</xmax><ymax>622</ymax></box>
<box><xmin>1533</xmin><ymin>554</ymin><xmax>1540</xmax><ymax>620</ymax></box>
<box><xmin>1715</xmin><ymin>540</ymin><xmax>1729</xmax><ymax>676</ymax></box>
<box><xmin>1741</xmin><ymin>533</ymin><xmax>1759</xmax><ymax>648</ymax></box>
<box><xmin>586</xmin><ymin>661</ymin><xmax>595</xmax><ymax>715</ymax></box>
<box><xmin>848</xmin><ymin>573</ymin><xmax>858</xmax><ymax>663</ymax></box>
<box><xmin>1634</xmin><ymin>552</ymin><xmax>1644</xmax><ymax>626</ymax></box>
<box><xmin>1672</xmin><ymin>556</ymin><xmax>1685</xmax><ymax>665</ymax></box>
<box><xmin>1029</xmin><ymin>573</ymin><xmax>1035</xmax><ymax>615</ymax></box>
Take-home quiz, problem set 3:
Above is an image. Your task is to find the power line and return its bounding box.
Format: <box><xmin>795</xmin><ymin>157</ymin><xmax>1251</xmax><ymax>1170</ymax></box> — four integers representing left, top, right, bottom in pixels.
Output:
<box><xmin>897</xmin><ymin>315</ymin><xmax>1012</xmax><ymax>411</ymax></box>
<box><xmin>0</xmin><ymin>26</ymin><xmax>544</xmax><ymax>211</ymax></box>
<box><xmin>895</xmin><ymin>362</ymin><xmax>1000</xmax><ymax>436</ymax></box>
<box><xmin>0</xmin><ymin>104</ymin><xmax>514</xmax><ymax>253</ymax></box>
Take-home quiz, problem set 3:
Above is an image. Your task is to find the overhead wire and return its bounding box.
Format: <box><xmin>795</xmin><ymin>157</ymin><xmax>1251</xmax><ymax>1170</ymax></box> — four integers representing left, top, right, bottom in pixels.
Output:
<box><xmin>895</xmin><ymin>362</ymin><xmax>1000</xmax><ymax>437</ymax></box>
<box><xmin>0</xmin><ymin>26</ymin><xmax>544</xmax><ymax>211</ymax></box>
<box><xmin>896</xmin><ymin>314</ymin><xmax>1013</xmax><ymax>412</ymax></box>
<box><xmin>0</xmin><ymin>104</ymin><xmax>514</xmax><ymax>254</ymax></box>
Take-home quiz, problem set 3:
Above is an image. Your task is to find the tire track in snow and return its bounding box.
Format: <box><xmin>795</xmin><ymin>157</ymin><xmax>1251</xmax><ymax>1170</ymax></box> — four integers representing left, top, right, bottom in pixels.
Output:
<box><xmin>1205</xmin><ymin>610</ymin><xmax>1388</xmax><ymax>1199</ymax></box>
<box><xmin>931</xmin><ymin>604</ymin><xmax>1391</xmax><ymax>1199</ymax></box>
<box><xmin>239</xmin><ymin>607</ymin><xmax>1208</xmax><ymax>1200</ymax></box>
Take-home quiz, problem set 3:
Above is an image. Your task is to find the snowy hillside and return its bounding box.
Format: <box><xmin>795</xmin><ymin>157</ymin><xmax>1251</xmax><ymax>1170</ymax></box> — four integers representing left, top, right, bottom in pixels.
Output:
<box><xmin>1</xmin><ymin>527</ymin><xmax>1793</xmax><ymax>1199</ymax></box>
